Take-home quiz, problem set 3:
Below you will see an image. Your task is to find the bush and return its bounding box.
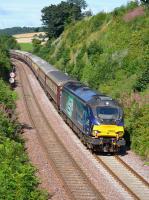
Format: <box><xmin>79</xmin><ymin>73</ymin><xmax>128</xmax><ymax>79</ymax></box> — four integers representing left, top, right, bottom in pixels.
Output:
<box><xmin>127</xmin><ymin>104</ymin><xmax>149</xmax><ymax>159</ymax></box>
<box><xmin>0</xmin><ymin>80</ymin><xmax>48</xmax><ymax>199</ymax></box>
<box><xmin>0</xmin><ymin>79</ymin><xmax>17</xmax><ymax>109</ymax></box>
<box><xmin>0</xmin><ymin>136</ymin><xmax>48</xmax><ymax>199</ymax></box>
<box><xmin>32</xmin><ymin>39</ymin><xmax>42</xmax><ymax>53</ymax></box>
<box><xmin>0</xmin><ymin>50</ymin><xmax>11</xmax><ymax>79</ymax></box>
<box><xmin>87</xmin><ymin>41</ymin><xmax>103</xmax><ymax>57</ymax></box>
<box><xmin>90</xmin><ymin>12</ymin><xmax>107</xmax><ymax>32</ymax></box>
<box><xmin>134</xmin><ymin>65</ymin><xmax>149</xmax><ymax>91</ymax></box>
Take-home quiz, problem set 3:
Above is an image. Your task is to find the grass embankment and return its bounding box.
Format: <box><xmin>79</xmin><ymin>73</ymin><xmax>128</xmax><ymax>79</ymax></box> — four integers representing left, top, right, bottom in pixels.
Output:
<box><xmin>19</xmin><ymin>43</ymin><xmax>33</xmax><ymax>52</ymax></box>
<box><xmin>0</xmin><ymin>35</ymin><xmax>48</xmax><ymax>199</ymax></box>
<box><xmin>35</xmin><ymin>2</ymin><xmax>149</xmax><ymax>159</ymax></box>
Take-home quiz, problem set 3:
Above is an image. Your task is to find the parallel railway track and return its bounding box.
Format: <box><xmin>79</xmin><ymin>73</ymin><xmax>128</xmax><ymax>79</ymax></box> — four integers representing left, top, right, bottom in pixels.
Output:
<box><xmin>15</xmin><ymin>59</ymin><xmax>104</xmax><ymax>200</ymax></box>
<box><xmin>96</xmin><ymin>155</ymin><xmax>149</xmax><ymax>200</ymax></box>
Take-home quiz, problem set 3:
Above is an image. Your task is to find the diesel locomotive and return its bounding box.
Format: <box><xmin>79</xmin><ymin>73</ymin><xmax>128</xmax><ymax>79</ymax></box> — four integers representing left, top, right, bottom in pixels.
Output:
<box><xmin>10</xmin><ymin>50</ymin><xmax>126</xmax><ymax>153</ymax></box>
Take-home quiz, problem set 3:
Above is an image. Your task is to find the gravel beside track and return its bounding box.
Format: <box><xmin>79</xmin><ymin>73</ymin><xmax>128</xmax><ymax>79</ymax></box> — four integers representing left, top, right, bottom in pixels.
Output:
<box><xmin>13</xmin><ymin>58</ymin><xmax>149</xmax><ymax>200</ymax></box>
<box><xmin>120</xmin><ymin>151</ymin><xmax>149</xmax><ymax>183</ymax></box>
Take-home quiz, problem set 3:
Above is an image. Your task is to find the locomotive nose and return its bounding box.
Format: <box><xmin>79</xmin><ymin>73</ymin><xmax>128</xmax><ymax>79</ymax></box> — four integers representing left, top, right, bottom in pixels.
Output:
<box><xmin>92</xmin><ymin>125</ymin><xmax>124</xmax><ymax>138</ymax></box>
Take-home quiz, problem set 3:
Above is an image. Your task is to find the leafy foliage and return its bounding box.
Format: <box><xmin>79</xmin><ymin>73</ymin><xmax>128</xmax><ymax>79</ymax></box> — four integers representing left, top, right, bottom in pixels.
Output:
<box><xmin>0</xmin><ymin>36</ymin><xmax>48</xmax><ymax>199</ymax></box>
<box><xmin>67</xmin><ymin>0</ymin><xmax>87</xmax><ymax>9</ymax></box>
<box><xmin>0</xmin><ymin>136</ymin><xmax>48</xmax><ymax>199</ymax></box>
<box><xmin>0</xmin><ymin>80</ymin><xmax>16</xmax><ymax>109</ymax></box>
<box><xmin>134</xmin><ymin>64</ymin><xmax>149</xmax><ymax>91</ymax></box>
<box><xmin>32</xmin><ymin>38</ymin><xmax>42</xmax><ymax>53</ymax></box>
<box><xmin>0</xmin><ymin>35</ymin><xmax>20</xmax><ymax>79</ymax></box>
<box><xmin>125</xmin><ymin>104</ymin><xmax>149</xmax><ymax>158</ymax></box>
<box><xmin>141</xmin><ymin>0</ymin><xmax>149</xmax><ymax>5</ymax></box>
<box><xmin>0</xmin><ymin>80</ymin><xmax>48</xmax><ymax>199</ymax></box>
<box><xmin>41</xmin><ymin>0</ymin><xmax>88</xmax><ymax>39</ymax></box>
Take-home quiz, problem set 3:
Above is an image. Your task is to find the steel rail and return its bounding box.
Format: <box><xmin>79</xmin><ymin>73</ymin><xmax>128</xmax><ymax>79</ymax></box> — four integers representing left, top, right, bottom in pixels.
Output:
<box><xmin>115</xmin><ymin>155</ymin><xmax>149</xmax><ymax>188</ymax></box>
<box><xmin>96</xmin><ymin>155</ymin><xmax>149</xmax><ymax>200</ymax></box>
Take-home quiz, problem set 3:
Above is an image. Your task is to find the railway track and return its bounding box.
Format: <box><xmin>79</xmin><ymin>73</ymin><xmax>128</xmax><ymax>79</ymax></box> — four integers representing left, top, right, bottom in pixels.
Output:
<box><xmin>96</xmin><ymin>155</ymin><xmax>149</xmax><ymax>200</ymax></box>
<box><xmin>15</xmin><ymin>59</ymin><xmax>104</xmax><ymax>200</ymax></box>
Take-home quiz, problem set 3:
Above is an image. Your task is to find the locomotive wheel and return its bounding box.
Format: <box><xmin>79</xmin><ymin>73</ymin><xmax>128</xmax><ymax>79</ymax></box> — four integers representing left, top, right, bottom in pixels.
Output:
<box><xmin>86</xmin><ymin>143</ymin><xmax>95</xmax><ymax>153</ymax></box>
<box><xmin>119</xmin><ymin>145</ymin><xmax>126</xmax><ymax>155</ymax></box>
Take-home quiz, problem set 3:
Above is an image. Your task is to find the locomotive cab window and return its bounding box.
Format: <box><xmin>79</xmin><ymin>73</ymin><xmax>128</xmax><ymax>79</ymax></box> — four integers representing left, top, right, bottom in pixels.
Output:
<box><xmin>96</xmin><ymin>107</ymin><xmax>119</xmax><ymax>119</ymax></box>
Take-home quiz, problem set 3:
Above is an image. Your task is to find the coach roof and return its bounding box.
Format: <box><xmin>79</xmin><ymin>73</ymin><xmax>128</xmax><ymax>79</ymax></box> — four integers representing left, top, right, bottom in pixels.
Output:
<box><xmin>47</xmin><ymin>70</ymin><xmax>74</xmax><ymax>86</ymax></box>
<box><xmin>30</xmin><ymin>54</ymin><xmax>58</xmax><ymax>75</ymax></box>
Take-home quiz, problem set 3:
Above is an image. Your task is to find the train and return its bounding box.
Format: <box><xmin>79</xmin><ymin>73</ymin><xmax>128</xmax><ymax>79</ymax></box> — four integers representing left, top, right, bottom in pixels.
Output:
<box><xmin>10</xmin><ymin>50</ymin><xmax>126</xmax><ymax>153</ymax></box>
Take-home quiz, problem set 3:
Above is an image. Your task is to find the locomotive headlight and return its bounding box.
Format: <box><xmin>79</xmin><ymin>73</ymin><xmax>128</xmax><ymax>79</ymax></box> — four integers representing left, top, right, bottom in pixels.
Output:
<box><xmin>116</xmin><ymin>131</ymin><xmax>123</xmax><ymax>137</ymax></box>
<box><xmin>92</xmin><ymin>130</ymin><xmax>100</xmax><ymax>137</ymax></box>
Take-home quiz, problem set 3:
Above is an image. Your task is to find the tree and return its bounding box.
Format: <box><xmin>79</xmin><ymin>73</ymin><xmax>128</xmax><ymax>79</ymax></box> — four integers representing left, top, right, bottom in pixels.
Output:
<box><xmin>83</xmin><ymin>10</ymin><xmax>92</xmax><ymax>17</ymax></box>
<box><xmin>67</xmin><ymin>0</ymin><xmax>87</xmax><ymax>9</ymax></box>
<box><xmin>0</xmin><ymin>35</ymin><xmax>20</xmax><ymax>79</ymax></box>
<box><xmin>140</xmin><ymin>0</ymin><xmax>149</xmax><ymax>5</ymax></box>
<box><xmin>41</xmin><ymin>1</ymin><xmax>82</xmax><ymax>39</ymax></box>
<box><xmin>140</xmin><ymin>0</ymin><xmax>149</xmax><ymax>7</ymax></box>
<box><xmin>32</xmin><ymin>38</ymin><xmax>41</xmax><ymax>53</ymax></box>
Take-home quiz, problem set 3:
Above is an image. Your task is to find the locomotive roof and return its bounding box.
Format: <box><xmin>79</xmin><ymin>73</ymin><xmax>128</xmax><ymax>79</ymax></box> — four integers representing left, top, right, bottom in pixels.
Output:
<box><xmin>63</xmin><ymin>82</ymin><xmax>117</xmax><ymax>106</ymax></box>
<box><xmin>47</xmin><ymin>70</ymin><xmax>74</xmax><ymax>86</ymax></box>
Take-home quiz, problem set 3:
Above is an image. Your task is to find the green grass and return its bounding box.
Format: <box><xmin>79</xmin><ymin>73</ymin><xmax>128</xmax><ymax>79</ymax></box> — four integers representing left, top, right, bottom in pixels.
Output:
<box><xmin>144</xmin><ymin>162</ymin><xmax>149</xmax><ymax>166</ymax></box>
<box><xmin>19</xmin><ymin>43</ymin><xmax>33</xmax><ymax>52</ymax></box>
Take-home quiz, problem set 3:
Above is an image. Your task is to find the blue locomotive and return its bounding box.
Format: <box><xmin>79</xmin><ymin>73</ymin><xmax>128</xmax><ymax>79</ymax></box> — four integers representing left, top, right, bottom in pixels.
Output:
<box><xmin>61</xmin><ymin>82</ymin><xmax>125</xmax><ymax>152</ymax></box>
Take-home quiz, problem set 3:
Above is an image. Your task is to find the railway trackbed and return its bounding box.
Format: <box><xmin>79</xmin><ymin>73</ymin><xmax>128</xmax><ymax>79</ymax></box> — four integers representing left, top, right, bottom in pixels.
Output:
<box><xmin>96</xmin><ymin>155</ymin><xmax>149</xmax><ymax>200</ymax></box>
<box><xmin>15</xmin><ymin>60</ymin><xmax>104</xmax><ymax>200</ymax></box>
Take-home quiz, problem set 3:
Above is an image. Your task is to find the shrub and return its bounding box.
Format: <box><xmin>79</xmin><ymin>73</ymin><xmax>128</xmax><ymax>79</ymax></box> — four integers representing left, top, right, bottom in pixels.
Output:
<box><xmin>0</xmin><ymin>82</ymin><xmax>48</xmax><ymax>199</ymax></box>
<box><xmin>134</xmin><ymin>65</ymin><xmax>149</xmax><ymax>91</ymax></box>
<box><xmin>0</xmin><ymin>79</ymin><xmax>17</xmax><ymax>109</ymax></box>
<box><xmin>129</xmin><ymin>104</ymin><xmax>149</xmax><ymax>159</ymax></box>
<box><xmin>0</xmin><ymin>35</ymin><xmax>48</xmax><ymax>199</ymax></box>
<box><xmin>87</xmin><ymin>41</ymin><xmax>103</xmax><ymax>57</ymax></box>
<box><xmin>0</xmin><ymin>136</ymin><xmax>48</xmax><ymax>199</ymax></box>
<box><xmin>90</xmin><ymin>12</ymin><xmax>107</xmax><ymax>32</ymax></box>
